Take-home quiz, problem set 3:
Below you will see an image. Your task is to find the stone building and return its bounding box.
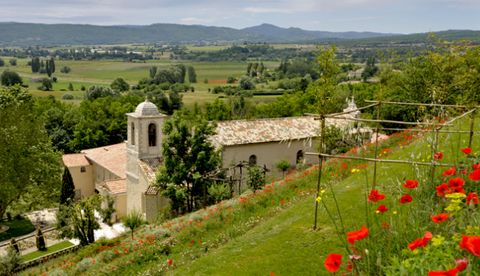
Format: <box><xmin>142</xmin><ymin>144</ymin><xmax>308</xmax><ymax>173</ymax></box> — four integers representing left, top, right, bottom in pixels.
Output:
<box><xmin>63</xmin><ymin>99</ymin><xmax>364</xmax><ymax>221</ymax></box>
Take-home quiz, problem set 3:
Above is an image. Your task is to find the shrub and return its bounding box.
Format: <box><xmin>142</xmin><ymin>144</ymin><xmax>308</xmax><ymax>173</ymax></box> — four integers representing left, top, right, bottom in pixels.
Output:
<box><xmin>60</xmin><ymin>66</ymin><xmax>71</xmax><ymax>74</ymax></box>
<box><xmin>38</xmin><ymin>78</ymin><xmax>53</xmax><ymax>91</ymax></box>
<box><xmin>62</xmin><ymin>93</ymin><xmax>74</xmax><ymax>100</ymax></box>
<box><xmin>122</xmin><ymin>210</ymin><xmax>145</xmax><ymax>240</ymax></box>
<box><xmin>0</xmin><ymin>249</ymin><xmax>21</xmax><ymax>275</ymax></box>
<box><xmin>208</xmin><ymin>184</ymin><xmax>231</xmax><ymax>203</ymax></box>
<box><xmin>276</xmin><ymin>160</ymin><xmax>291</xmax><ymax>177</ymax></box>
<box><xmin>9</xmin><ymin>59</ymin><xmax>17</xmax><ymax>66</ymax></box>
<box><xmin>1</xmin><ymin>70</ymin><xmax>23</xmax><ymax>86</ymax></box>
<box><xmin>0</xmin><ymin>58</ymin><xmax>4</xmax><ymax>67</ymax></box>
<box><xmin>74</xmin><ymin>258</ymin><xmax>94</xmax><ymax>273</ymax></box>
<box><xmin>247</xmin><ymin>166</ymin><xmax>266</xmax><ymax>191</ymax></box>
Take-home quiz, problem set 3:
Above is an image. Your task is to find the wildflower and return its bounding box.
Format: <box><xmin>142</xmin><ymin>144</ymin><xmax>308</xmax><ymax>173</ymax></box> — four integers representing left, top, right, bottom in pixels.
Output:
<box><xmin>462</xmin><ymin>147</ymin><xmax>472</xmax><ymax>154</ymax></box>
<box><xmin>466</xmin><ymin>192</ymin><xmax>479</xmax><ymax>205</ymax></box>
<box><xmin>376</xmin><ymin>204</ymin><xmax>388</xmax><ymax>214</ymax></box>
<box><xmin>455</xmin><ymin>258</ymin><xmax>468</xmax><ymax>272</ymax></box>
<box><xmin>408</xmin><ymin>231</ymin><xmax>433</xmax><ymax>251</ymax></box>
<box><xmin>403</xmin><ymin>179</ymin><xmax>419</xmax><ymax>189</ymax></box>
<box><xmin>400</xmin><ymin>194</ymin><xmax>413</xmax><ymax>204</ymax></box>
<box><xmin>431</xmin><ymin>235</ymin><xmax>445</xmax><ymax>246</ymax></box>
<box><xmin>270</xmin><ymin>272</ymin><xmax>276</xmax><ymax>276</ymax></box>
<box><xmin>469</xmin><ymin>169</ymin><xmax>480</xmax><ymax>181</ymax></box>
<box><xmin>473</xmin><ymin>164</ymin><xmax>480</xmax><ymax>170</ymax></box>
<box><xmin>351</xmin><ymin>168</ymin><xmax>360</xmax><ymax>173</ymax></box>
<box><xmin>448</xmin><ymin>177</ymin><xmax>465</xmax><ymax>189</ymax></box>
<box><xmin>381</xmin><ymin>221</ymin><xmax>390</xmax><ymax>230</ymax></box>
<box><xmin>436</xmin><ymin>183</ymin><xmax>451</xmax><ymax>197</ymax></box>
<box><xmin>443</xmin><ymin>167</ymin><xmax>457</xmax><ymax>177</ymax></box>
<box><xmin>431</xmin><ymin>213</ymin><xmax>449</xmax><ymax>223</ymax></box>
<box><xmin>434</xmin><ymin>152</ymin><xmax>444</xmax><ymax>160</ymax></box>
<box><xmin>368</xmin><ymin>189</ymin><xmax>386</xmax><ymax>202</ymax></box>
<box><xmin>324</xmin><ymin>253</ymin><xmax>342</xmax><ymax>273</ymax></box>
<box><xmin>445</xmin><ymin>193</ymin><xmax>466</xmax><ymax>199</ymax></box>
<box><xmin>167</xmin><ymin>258</ymin><xmax>174</xmax><ymax>266</ymax></box>
<box><xmin>460</xmin><ymin>235</ymin><xmax>480</xmax><ymax>257</ymax></box>
<box><xmin>347</xmin><ymin>225</ymin><xmax>369</xmax><ymax>245</ymax></box>
<box><xmin>239</xmin><ymin>197</ymin><xmax>247</xmax><ymax>204</ymax></box>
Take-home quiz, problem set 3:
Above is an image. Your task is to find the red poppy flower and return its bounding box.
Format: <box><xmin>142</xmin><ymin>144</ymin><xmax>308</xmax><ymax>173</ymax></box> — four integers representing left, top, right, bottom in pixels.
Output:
<box><xmin>434</xmin><ymin>152</ymin><xmax>444</xmax><ymax>160</ymax></box>
<box><xmin>403</xmin><ymin>179</ymin><xmax>419</xmax><ymax>189</ymax></box>
<box><xmin>467</xmin><ymin>192</ymin><xmax>479</xmax><ymax>205</ymax></box>
<box><xmin>462</xmin><ymin>147</ymin><xmax>472</xmax><ymax>154</ymax></box>
<box><xmin>347</xmin><ymin>261</ymin><xmax>353</xmax><ymax>272</ymax></box>
<box><xmin>399</xmin><ymin>194</ymin><xmax>413</xmax><ymax>204</ymax></box>
<box><xmin>448</xmin><ymin>177</ymin><xmax>465</xmax><ymax>189</ymax></box>
<box><xmin>443</xmin><ymin>167</ymin><xmax>457</xmax><ymax>177</ymax></box>
<box><xmin>408</xmin><ymin>231</ymin><xmax>433</xmax><ymax>251</ymax></box>
<box><xmin>347</xmin><ymin>225</ymin><xmax>369</xmax><ymax>245</ymax></box>
<box><xmin>473</xmin><ymin>164</ymin><xmax>480</xmax><ymax>170</ymax></box>
<box><xmin>376</xmin><ymin>204</ymin><xmax>388</xmax><ymax>213</ymax></box>
<box><xmin>167</xmin><ymin>259</ymin><xmax>174</xmax><ymax>266</ymax></box>
<box><xmin>368</xmin><ymin>189</ymin><xmax>386</xmax><ymax>202</ymax></box>
<box><xmin>431</xmin><ymin>213</ymin><xmax>449</xmax><ymax>223</ymax></box>
<box><xmin>469</xmin><ymin>169</ymin><xmax>480</xmax><ymax>181</ymax></box>
<box><xmin>460</xmin><ymin>235</ymin><xmax>480</xmax><ymax>257</ymax></box>
<box><xmin>428</xmin><ymin>269</ymin><xmax>459</xmax><ymax>276</ymax></box>
<box><xmin>428</xmin><ymin>258</ymin><xmax>467</xmax><ymax>276</ymax></box>
<box><xmin>270</xmin><ymin>272</ymin><xmax>276</xmax><ymax>276</ymax></box>
<box><xmin>436</xmin><ymin>183</ymin><xmax>451</xmax><ymax>197</ymax></box>
<box><xmin>324</xmin><ymin>253</ymin><xmax>342</xmax><ymax>273</ymax></box>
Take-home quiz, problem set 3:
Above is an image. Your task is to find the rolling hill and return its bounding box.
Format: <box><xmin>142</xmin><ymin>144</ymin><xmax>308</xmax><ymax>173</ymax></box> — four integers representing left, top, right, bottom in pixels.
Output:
<box><xmin>0</xmin><ymin>22</ymin><xmax>392</xmax><ymax>46</ymax></box>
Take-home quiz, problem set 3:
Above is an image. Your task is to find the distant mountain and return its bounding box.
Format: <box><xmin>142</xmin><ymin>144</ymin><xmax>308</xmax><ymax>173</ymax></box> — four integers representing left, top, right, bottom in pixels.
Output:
<box><xmin>241</xmin><ymin>23</ymin><xmax>395</xmax><ymax>42</ymax></box>
<box><xmin>0</xmin><ymin>22</ymin><xmax>478</xmax><ymax>47</ymax></box>
<box><xmin>0</xmin><ymin>22</ymin><xmax>392</xmax><ymax>46</ymax></box>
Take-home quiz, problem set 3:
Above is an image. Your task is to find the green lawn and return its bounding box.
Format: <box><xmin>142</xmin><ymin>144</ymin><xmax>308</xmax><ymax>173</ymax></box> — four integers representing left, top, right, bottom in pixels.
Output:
<box><xmin>0</xmin><ymin>217</ymin><xmax>35</xmax><ymax>242</ymax></box>
<box><xmin>21</xmin><ymin>241</ymin><xmax>74</xmax><ymax>262</ymax></box>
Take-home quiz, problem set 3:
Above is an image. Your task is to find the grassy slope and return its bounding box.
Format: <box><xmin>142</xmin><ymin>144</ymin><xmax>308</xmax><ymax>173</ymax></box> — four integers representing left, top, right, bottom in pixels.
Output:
<box><xmin>177</xmin><ymin>119</ymin><xmax>478</xmax><ymax>275</ymax></box>
<box><xmin>20</xmin><ymin>115</ymin><xmax>478</xmax><ymax>276</ymax></box>
<box><xmin>21</xmin><ymin>241</ymin><xmax>74</xmax><ymax>262</ymax></box>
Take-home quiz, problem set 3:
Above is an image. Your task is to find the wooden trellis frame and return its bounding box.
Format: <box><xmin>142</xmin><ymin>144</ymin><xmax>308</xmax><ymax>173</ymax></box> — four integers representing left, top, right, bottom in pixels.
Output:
<box><xmin>307</xmin><ymin>100</ymin><xmax>478</xmax><ymax>230</ymax></box>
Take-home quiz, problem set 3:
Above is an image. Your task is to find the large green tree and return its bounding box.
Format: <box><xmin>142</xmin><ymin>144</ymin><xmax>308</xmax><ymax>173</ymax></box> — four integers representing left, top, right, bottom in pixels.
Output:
<box><xmin>156</xmin><ymin>111</ymin><xmax>221</xmax><ymax>214</ymax></box>
<box><xmin>0</xmin><ymin>86</ymin><xmax>61</xmax><ymax>219</ymax></box>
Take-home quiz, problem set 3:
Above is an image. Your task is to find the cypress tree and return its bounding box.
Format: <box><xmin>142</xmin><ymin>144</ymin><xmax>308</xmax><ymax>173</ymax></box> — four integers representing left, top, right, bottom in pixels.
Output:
<box><xmin>60</xmin><ymin>167</ymin><xmax>75</xmax><ymax>205</ymax></box>
<box><xmin>36</xmin><ymin>227</ymin><xmax>47</xmax><ymax>251</ymax></box>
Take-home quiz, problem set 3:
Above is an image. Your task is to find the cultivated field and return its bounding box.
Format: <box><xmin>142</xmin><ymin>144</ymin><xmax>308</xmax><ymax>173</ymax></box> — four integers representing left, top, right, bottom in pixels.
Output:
<box><xmin>0</xmin><ymin>57</ymin><xmax>280</xmax><ymax>107</ymax></box>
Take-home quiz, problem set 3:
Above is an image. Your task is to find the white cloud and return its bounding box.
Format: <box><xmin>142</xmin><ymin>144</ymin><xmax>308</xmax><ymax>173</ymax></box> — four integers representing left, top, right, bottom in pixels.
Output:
<box><xmin>179</xmin><ymin>17</ymin><xmax>214</xmax><ymax>25</ymax></box>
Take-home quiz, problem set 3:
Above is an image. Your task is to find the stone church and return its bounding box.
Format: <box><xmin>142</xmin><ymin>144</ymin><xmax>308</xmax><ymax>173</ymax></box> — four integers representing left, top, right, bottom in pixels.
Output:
<box><xmin>63</xmin><ymin>99</ymin><xmax>362</xmax><ymax>221</ymax></box>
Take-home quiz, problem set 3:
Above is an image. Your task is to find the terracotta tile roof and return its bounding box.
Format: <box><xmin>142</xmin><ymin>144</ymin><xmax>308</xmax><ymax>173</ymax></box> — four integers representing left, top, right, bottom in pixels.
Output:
<box><xmin>139</xmin><ymin>158</ymin><xmax>162</xmax><ymax>183</ymax></box>
<box><xmin>62</xmin><ymin>153</ymin><xmax>90</xmax><ymax>167</ymax></box>
<box><xmin>103</xmin><ymin>179</ymin><xmax>126</xmax><ymax>195</ymax></box>
<box><xmin>145</xmin><ymin>185</ymin><xmax>159</xmax><ymax>195</ymax></box>
<box><xmin>81</xmin><ymin>143</ymin><xmax>127</xmax><ymax>178</ymax></box>
<box><xmin>211</xmin><ymin>116</ymin><xmax>352</xmax><ymax>147</ymax></box>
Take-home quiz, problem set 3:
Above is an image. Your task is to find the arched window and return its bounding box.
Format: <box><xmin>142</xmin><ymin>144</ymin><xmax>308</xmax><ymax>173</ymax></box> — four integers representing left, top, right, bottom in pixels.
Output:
<box><xmin>131</xmin><ymin>123</ymin><xmax>135</xmax><ymax>145</ymax></box>
<box><xmin>148</xmin><ymin>123</ymin><xmax>156</xmax><ymax>147</ymax></box>
<box><xmin>249</xmin><ymin>155</ymin><xmax>257</xmax><ymax>166</ymax></box>
<box><xmin>296</xmin><ymin>150</ymin><xmax>304</xmax><ymax>165</ymax></box>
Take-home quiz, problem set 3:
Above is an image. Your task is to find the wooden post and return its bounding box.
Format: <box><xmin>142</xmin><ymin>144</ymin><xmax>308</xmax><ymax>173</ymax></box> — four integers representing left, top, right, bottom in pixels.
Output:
<box><xmin>468</xmin><ymin>109</ymin><xmax>476</xmax><ymax>149</ymax></box>
<box><xmin>372</xmin><ymin>102</ymin><xmax>382</xmax><ymax>188</ymax></box>
<box><xmin>313</xmin><ymin>116</ymin><xmax>326</xmax><ymax>230</ymax></box>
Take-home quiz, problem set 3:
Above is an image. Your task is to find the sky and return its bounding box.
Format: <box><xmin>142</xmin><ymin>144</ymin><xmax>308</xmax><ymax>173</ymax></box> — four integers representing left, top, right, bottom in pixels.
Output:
<box><xmin>1</xmin><ymin>0</ymin><xmax>479</xmax><ymax>34</ymax></box>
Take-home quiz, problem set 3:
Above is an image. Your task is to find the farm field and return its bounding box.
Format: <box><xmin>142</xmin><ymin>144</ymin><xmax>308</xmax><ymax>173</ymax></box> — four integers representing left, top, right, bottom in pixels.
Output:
<box><xmin>0</xmin><ymin>57</ymin><xmax>280</xmax><ymax>106</ymax></box>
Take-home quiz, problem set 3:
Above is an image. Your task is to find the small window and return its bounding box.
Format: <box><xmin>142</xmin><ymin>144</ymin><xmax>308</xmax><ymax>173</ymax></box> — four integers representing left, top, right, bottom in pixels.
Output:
<box><xmin>148</xmin><ymin>123</ymin><xmax>157</xmax><ymax>147</ymax></box>
<box><xmin>296</xmin><ymin>150</ymin><xmax>304</xmax><ymax>165</ymax></box>
<box><xmin>248</xmin><ymin>155</ymin><xmax>257</xmax><ymax>166</ymax></box>
<box><xmin>80</xmin><ymin>166</ymin><xmax>86</xmax><ymax>173</ymax></box>
<box><xmin>131</xmin><ymin>123</ymin><xmax>135</xmax><ymax>145</ymax></box>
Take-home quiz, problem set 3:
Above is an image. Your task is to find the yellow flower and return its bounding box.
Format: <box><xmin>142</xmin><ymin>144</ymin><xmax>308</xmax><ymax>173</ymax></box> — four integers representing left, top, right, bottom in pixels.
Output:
<box><xmin>432</xmin><ymin>235</ymin><xmax>445</xmax><ymax>247</ymax></box>
<box><xmin>445</xmin><ymin>193</ymin><xmax>466</xmax><ymax>199</ymax></box>
<box><xmin>316</xmin><ymin>196</ymin><xmax>322</xmax><ymax>203</ymax></box>
<box><xmin>393</xmin><ymin>211</ymin><xmax>398</xmax><ymax>215</ymax></box>
<box><xmin>351</xmin><ymin>168</ymin><xmax>360</xmax><ymax>173</ymax></box>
